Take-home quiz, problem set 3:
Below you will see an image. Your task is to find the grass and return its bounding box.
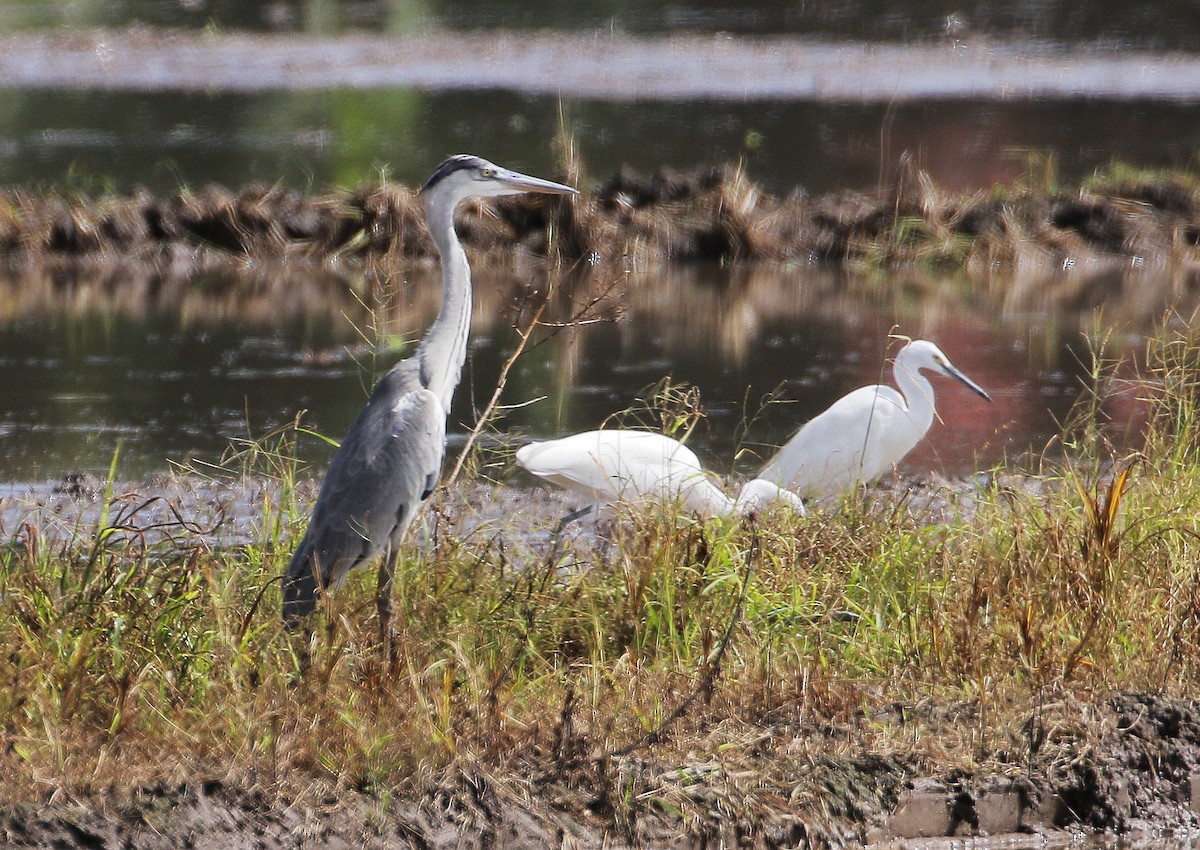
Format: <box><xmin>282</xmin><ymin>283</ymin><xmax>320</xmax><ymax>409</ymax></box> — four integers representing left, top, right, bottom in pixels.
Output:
<box><xmin>6</xmin><ymin>320</ymin><xmax>1200</xmax><ymax>831</ymax></box>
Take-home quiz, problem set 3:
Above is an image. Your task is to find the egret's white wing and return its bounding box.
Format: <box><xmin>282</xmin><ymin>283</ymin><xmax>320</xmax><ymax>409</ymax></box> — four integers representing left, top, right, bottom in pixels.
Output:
<box><xmin>760</xmin><ymin>384</ymin><xmax>917</xmax><ymax>498</ymax></box>
<box><xmin>517</xmin><ymin>429</ymin><xmax>719</xmax><ymax>510</ymax></box>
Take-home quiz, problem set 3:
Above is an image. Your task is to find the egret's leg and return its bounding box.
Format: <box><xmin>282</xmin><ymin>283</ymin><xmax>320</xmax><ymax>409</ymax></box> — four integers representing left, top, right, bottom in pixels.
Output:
<box><xmin>556</xmin><ymin>503</ymin><xmax>597</xmax><ymax>534</ymax></box>
<box><xmin>376</xmin><ymin>546</ymin><xmax>399</xmax><ymax>670</ymax></box>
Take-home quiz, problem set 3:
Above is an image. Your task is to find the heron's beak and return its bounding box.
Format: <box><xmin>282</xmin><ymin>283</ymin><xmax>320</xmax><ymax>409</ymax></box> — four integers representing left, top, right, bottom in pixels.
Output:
<box><xmin>943</xmin><ymin>363</ymin><xmax>992</xmax><ymax>402</ymax></box>
<box><xmin>495</xmin><ymin>168</ymin><xmax>578</xmax><ymax>196</ymax></box>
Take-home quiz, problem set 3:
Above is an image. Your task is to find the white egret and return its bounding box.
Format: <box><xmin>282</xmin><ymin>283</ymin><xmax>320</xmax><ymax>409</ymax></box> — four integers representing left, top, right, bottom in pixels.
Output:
<box><xmin>515</xmin><ymin>429</ymin><xmax>806</xmax><ymax>523</ymax></box>
<box><xmin>757</xmin><ymin>339</ymin><xmax>992</xmax><ymax>499</ymax></box>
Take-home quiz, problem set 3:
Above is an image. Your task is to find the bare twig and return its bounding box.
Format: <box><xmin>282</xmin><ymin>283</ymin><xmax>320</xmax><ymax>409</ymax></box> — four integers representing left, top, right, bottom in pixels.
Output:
<box><xmin>444</xmin><ymin>289</ymin><xmax>554</xmax><ymax>488</ymax></box>
<box><xmin>443</xmin><ymin>257</ymin><xmax>623</xmax><ymax>487</ymax></box>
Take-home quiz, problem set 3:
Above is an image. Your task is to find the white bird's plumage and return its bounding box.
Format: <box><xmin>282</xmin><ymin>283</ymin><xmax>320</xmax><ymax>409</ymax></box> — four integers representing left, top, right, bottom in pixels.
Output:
<box><xmin>282</xmin><ymin>155</ymin><xmax>576</xmax><ymax>627</ymax></box>
<box><xmin>757</xmin><ymin>339</ymin><xmax>991</xmax><ymax>499</ymax></box>
<box><xmin>516</xmin><ymin>429</ymin><xmax>806</xmax><ymax>519</ymax></box>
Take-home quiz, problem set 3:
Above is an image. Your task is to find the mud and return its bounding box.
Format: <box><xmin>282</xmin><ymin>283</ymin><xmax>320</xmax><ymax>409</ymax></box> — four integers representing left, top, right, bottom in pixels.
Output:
<box><xmin>3</xmin><ymin>164</ymin><xmax>1199</xmax><ymax>273</ymax></box>
<box><xmin>6</xmin><ymin>693</ymin><xmax>1200</xmax><ymax>848</ymax></box>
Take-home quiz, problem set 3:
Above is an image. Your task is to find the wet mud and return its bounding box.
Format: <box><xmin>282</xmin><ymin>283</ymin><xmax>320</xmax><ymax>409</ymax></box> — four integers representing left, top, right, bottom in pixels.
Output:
<box><xmin>6</xmin><ymin>692</ymin><xmax>1200</xmax><ymax>848</ymax></box>
<box><xmin>3</xmin><ymin>164</ymin><xmax>1199</xmax><ymax>276</ymax></box>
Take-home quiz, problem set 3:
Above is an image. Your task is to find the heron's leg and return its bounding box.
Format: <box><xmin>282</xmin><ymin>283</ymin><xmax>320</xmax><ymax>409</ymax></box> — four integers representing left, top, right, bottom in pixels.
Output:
<box><xmin>377</xmin><ymin>545</ymin><xmax>400</xmax><ymax>671</ymax></box>
<box><xmin>285</xmin><ymin>624</ymin><xmax>314</xmax><ymax>684</ymax></box>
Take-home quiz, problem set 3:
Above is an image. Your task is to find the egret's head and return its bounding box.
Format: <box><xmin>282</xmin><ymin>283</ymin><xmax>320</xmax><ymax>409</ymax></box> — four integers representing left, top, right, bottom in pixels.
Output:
<box><xmin>737</xmin><ymin>479</ymin><xmax>807</xmax><ymax>517</ymax></box>
<box><xmin>902</xmin><ymin>339</ymin><xmax>992</xmax><ymax>402</ymax></box>
<box><xmin>420</xmin><ymin>154</ymin><xmax>577</xmax><ymax>204</ymax></box>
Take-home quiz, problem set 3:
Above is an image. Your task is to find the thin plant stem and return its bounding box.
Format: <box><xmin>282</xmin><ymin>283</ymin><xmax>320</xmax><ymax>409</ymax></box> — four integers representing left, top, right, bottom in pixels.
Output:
<box><xmin>445</xmin><ymin>291</ymin><xmax>554</xmax><ymax>488</ymax></box>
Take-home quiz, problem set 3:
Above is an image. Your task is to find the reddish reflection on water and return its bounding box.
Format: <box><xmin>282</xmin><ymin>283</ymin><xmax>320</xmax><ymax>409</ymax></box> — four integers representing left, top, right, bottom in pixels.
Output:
<box><xmin>507</xmin><ymin>265</ymin><xmax>1093</xmax><ymax>481</ymax></box>
<box><xmin>0</xmin><ymin>260</ymin><xmax>1181</xmax><ymax>483</ymax></box>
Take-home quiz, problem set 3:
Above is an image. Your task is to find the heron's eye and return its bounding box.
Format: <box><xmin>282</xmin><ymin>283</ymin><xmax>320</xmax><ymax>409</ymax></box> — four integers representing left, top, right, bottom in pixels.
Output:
<box><xmin>480</xmin><ymin>168</ymin><xmax>494</xmax><ymax>178</ymax></box>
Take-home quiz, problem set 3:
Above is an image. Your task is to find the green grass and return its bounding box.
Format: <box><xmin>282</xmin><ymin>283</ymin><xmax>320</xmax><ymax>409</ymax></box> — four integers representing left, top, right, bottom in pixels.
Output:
<box><xmin>6</xmin><ymin>323</ymin><xmax>1200</xmax><ymax>811</ymax></box>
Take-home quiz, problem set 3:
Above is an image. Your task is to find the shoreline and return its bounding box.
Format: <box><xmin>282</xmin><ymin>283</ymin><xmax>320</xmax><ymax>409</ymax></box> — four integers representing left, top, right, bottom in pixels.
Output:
<box><xmin>3</xmin><ymin>471</ymin><xmax>1198</xmax><ymax>847</ymax></box>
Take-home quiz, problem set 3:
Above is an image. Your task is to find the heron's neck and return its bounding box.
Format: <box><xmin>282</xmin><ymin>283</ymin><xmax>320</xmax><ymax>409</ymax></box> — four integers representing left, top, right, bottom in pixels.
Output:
<box><xmin>894</xmin><ymin>356</ymin><xmax>936</xmax><ymax>434</ymax></box>
<box><xmin>420</xmin><ymin>197</ymin><xmax>473</xmax><ymax>411</ymax></box>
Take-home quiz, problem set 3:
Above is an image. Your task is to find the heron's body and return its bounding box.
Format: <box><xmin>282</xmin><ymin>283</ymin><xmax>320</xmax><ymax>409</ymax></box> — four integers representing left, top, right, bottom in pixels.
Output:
<box><xmin>282</xmin><ymin>155</ymin><xmax>575</xmax><ymax>630</ymax></box>
<box><xmin>758</xmin><ymin>339</ymin><xmax>991</xmax><ymax>499</ymax></box>
<box><xmin>516</xmin><ymin>429</ymin><xmax>806</xmax><ymax>520</ymax></box>
<box><xmin>282</xmin><ymin>366</ymin><xmax>445</xmax><ymax>612</ymax></box>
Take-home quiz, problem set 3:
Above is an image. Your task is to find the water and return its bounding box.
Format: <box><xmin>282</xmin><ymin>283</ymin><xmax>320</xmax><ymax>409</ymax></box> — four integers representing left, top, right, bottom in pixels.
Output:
<box><xmin>4</xmin><ymin>87</ymin><xmax>1198</xmax><ymax>199</ymax></box>
<box><xmin>0</xmin><ymin>2</ymin><xmax>1198</xmax><ymax>197</ymax></box>
<box><xmin>0</xmin><ymin>1</ymin><xmax>1194</xmax><ymax>484</ymax></box>
<box><xmin>0</xmin><ymin>262</ymin><xmax>1160</xmax><ymax>483</ymax></box>
<box><xmin>3</xmin><ymin>0</ymin><xmax>1200</xmax><ymax>50</ymax></box>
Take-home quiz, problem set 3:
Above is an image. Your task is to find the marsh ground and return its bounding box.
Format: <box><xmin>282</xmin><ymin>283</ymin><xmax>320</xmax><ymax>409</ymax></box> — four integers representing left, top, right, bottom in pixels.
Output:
<box><xmin>3</xmin><ymin>460</ymin><xmax>1200</xmax><ymax>849</ymax></box>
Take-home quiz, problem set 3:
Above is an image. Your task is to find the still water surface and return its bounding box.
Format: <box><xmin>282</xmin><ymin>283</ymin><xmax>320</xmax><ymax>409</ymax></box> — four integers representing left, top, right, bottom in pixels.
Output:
<box><xmin>3</xmin><ymin>0</ymin><xmax>1200</xmax><ymax>49</ymax></box>
<box><xmin>0</xmin><ymin>262</ymin><xmax>1166</xmax><ymax>483</ymax></box>
<box><xmin>6</xmin><ymin>88</ymin><xmax>1199</xmax><ymax>198</ymax></box>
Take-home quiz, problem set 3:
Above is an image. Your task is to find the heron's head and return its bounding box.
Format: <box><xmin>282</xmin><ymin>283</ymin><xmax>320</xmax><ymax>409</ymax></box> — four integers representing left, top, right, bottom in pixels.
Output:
<box><xmin>420</xmin><ymin>154</ymin><xmax>577</xmax><ymax>205</ymax></box>
<box><xmin>902</xmin><ymin>340</ymin><xmax>992</xmax><ymax>402</ymax></box>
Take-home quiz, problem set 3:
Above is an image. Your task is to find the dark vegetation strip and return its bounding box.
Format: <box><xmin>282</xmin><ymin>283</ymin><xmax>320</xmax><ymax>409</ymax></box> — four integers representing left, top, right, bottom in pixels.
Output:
<box><xmin>4</xmin><ymin>161</ymin><xmax>1200</xmax><ymax>271</ymax></box>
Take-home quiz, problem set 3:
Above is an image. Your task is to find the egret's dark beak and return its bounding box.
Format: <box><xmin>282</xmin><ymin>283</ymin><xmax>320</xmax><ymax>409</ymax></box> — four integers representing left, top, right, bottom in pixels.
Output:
<box><xmin>944</xmin><ymin>363</ymin><xmax>992</xmax><ymax>402</ymax></box>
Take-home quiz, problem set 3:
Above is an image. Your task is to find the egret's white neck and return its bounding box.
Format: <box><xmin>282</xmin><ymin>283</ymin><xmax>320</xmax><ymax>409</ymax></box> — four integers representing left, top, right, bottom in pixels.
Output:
<box><xmin>733</xmin><ymin>480</ymin><xmax>805</xmax><ymax>517</ymax></box>
<box><xmin>893</xmin><ymin>351</ymin><xmax>937</xmax><ymax>434</ymax></box>
<box><xmin>420</xmin><ymin>193</ymin><xmax>473</xmax><ymax>411</ymax></box>
<box><xmin>681</xmin><ymin>477</ymin><xmax>736</xmax><ymax>518</ymax></box>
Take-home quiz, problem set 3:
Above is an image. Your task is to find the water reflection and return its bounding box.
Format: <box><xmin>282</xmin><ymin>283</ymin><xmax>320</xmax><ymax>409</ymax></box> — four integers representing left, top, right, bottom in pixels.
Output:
<box><xmin>0</xmin><ymin>260</ymin><xmax>1179</xmax><ymax>482</ymax></box>
<box><xmin>515</xmin><ymin>264</ymin><xmax>1084</xmax><ymax>478</ymax></box>
<box><xmin>2</xmin><ymin>88</ymin><xmax>1199</xmax><ymax>197</ymax></box>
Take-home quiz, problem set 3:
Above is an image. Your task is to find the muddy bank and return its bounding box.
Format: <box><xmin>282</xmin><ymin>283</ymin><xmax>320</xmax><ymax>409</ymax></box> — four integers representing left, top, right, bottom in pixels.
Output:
<box><xmin>5</xmin><ymin>692</ymin><xmax>1200</xmax><ymax>848</ymax></box>
<box><xmin>1</xmin><ymin>473</ymin><xmax>1198</xmax><ymax>848</ymax></box>
<box><xmin>3</xmin><ymin>164</ymin><xmax>1199</xmax><ymax>276</ymax></box>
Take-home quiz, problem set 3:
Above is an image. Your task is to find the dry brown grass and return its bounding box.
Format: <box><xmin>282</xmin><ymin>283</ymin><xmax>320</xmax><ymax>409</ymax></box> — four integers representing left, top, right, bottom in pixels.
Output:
<box><xmin>1</xmin><ymin>161</ymin><xmax>1199</xmax><ymax>276</ymax></box>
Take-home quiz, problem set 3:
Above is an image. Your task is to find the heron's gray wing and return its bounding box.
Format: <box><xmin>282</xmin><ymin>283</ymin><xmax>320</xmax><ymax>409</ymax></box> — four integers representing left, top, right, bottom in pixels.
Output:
<box><xmin>283</xmin><ymin>361</ymin><xmax>447</xmax><ymax>624</ymax></box>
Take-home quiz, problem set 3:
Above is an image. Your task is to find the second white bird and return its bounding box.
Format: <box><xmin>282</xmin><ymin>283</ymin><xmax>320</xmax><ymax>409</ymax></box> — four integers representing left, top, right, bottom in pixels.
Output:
<box><xmin>516</xmin><ymin>429</ymin><xmax>805</xmax><ymax>520</ymax></box>
<box><xmin>758</xmin><ymin>339</ymin><xmax>992</xmax><ymax>499</ymax></box>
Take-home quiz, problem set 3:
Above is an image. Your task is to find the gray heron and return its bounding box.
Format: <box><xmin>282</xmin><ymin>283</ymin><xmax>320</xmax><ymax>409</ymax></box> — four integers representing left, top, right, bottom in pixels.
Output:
<box><xmin>282</xmin><ymin>155</ymin><xmax>577</xmax><ymax>642</ymax></box>
<box><xmin>757</xmin><ymin>338</ymin><xmax>992</xmax><ymax>499</ymax></box>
